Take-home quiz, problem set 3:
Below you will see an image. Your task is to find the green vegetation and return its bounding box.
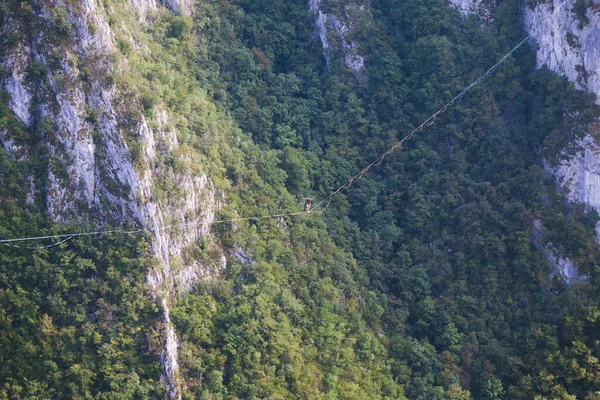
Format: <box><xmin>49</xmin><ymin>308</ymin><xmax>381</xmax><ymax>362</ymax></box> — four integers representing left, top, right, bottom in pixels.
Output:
<box><xmin>1</xmin><ymin>0</ymin><xmax>600</xmax><ymax>398</ymax></box>
<box><xmin>572</xmin><ymin>0</ymin><xmax>591</xmax><ymax>27</ymax></box>
<box><xmin>0</xmin><ymin>231</ymin><xmax>165</xmax><ymax>399</ymax></box>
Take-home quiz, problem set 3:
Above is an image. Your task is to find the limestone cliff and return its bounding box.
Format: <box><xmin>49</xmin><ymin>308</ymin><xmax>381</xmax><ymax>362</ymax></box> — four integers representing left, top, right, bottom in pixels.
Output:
<box><xmin>447</xmin><ymin>0</ymin><xmax>600</xmax><ymax>282</ymax></box>
<box><xmin>523</xmin><ymin>1</ymin><xmax>600</xmax><ymax>256</ymax></box>
<box><xmin>524</xmin><ymin>0</ymin><xmax>600</xmax><ymax>102</ymax></box>
<box><xmin>0</xmin><ymin>1</ymin><xmax>220</xmax><ymax>398</ymax></box>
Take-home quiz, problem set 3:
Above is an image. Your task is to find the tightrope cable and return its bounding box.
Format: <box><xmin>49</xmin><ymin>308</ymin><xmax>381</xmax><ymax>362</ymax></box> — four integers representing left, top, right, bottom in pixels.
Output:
<box><xmin>312</xmin><ymin>0</ymin><xmax>568</xmax><ymax>211</ymax></box>
<box><xmin>0</xmin><ymin>1</ymin><xmax>567</xmax><ymax>249</ymax></box>
<box><xmin>0</xmin><ymin>212</ymin><xmax>317</xmax><ymax>249</ymax></box>
<box><xmin>312</xmin><ymin>34</ymin><xmax>533</xmax><ymax>212</ymax></box>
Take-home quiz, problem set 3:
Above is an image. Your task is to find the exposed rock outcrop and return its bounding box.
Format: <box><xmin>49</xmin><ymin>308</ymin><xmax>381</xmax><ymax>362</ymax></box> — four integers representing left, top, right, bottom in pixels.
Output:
<box><xmin>546</xmin><ymin>250</ymin><xmax>587</xmax><ymax>285</ymax></box>
<box><xmin>531</xmin><ymin>219</ymin><xmax>588</xmax><ymax>284</ymax></box>
<box><xmin>448</xmin><ymin>0</ymin><xmax>600</xmax><ymax>281</ymax></box>
<box><xmin>163</xmin><ymin>0</ymin><xmax>194</xmax><ymax>15</ymax></box>
<box><xmin>160</xmin><ymin>298</ymin><xmax>180</xmax><ymax>398</ymax></box>
<box><xmin>447</xmin><ymin>0</ymin><xmax>496</xmax><ymax>21</ymax></box>
<box><xmin>549</xmin><ymin>135</ymin><xmax>600</xmax><ymax>212</ymax></box>
<box><xmin>309</xmin><ymin>0</ymin><xmax>365</xmax><ymax>73</ymax></box>
<box><xmin>524</xmin><ymin>0</ymin><xmax>600</xmax><ymax>104</ymax></box>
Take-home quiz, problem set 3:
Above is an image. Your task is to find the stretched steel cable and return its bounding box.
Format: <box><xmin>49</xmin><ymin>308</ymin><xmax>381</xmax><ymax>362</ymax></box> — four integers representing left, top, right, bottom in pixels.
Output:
<box><xmin>2</xmin><ymin>235</ymin><xmax>75</xmax><ymax>250</ymax></box>
<box><xmin>0</xmin><ymin>1</ymin><xmax>567</xmax><ymax>248</ymax></box>
<box><xmin>0</xmin><ymin>212</ymin><xmax>316</xmax><ymax>249</ymax></box>
<box><xmin>312</xmin><ymin>34</ymin><xmax>532</xmax><ymax>212</ymax></box>
<box><xmin>313</xmin><ymin>0</ymin><xmax>569</xmax><ymax>211</ymax></box>
<box><xmin>0</xmin><ymin>33</ymin><xmax>536</xmax><ymax>249</ymax></box>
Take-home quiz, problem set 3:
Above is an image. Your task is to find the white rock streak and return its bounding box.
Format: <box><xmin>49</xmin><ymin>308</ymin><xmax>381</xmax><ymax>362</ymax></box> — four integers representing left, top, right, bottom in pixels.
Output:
<box><xmin>4</xmin><ymin>45</ymin><xmax>32</xmax><ymax>127</ymax></box>
<box><xmin>161</xmin><ymin>298</ymin><xmax>180</xmax><ymax>399</ymax></box>
<box><xmin>309</xmin><ymin>0</ymin><xmax>365</xmax><ymax>72</ymax></box>
<box><xmin>525</xmin><ymin>0</ymin><xmax>600</xmax><ymax>104</ymax></box>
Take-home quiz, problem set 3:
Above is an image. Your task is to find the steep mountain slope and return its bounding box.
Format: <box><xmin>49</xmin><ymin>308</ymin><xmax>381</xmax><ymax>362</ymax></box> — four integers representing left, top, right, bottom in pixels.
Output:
<box><xmin>1</xmin><ymin>0</ymin><xmax>600</xmax><ymax>399</ymax></box>
<box><xmin>0</xmin><ymin>1</ymin><xmax>227</xmax><ymax>397</ymax></box>
<box><xmin>0</xmin><ymin>1</ymin><xmax>400</xmax><ymax>398</ymax></box>
<box><xmin>450</xmin><ymin>0</ymin><xmax>600</xmax><ymax>241</ymax></box>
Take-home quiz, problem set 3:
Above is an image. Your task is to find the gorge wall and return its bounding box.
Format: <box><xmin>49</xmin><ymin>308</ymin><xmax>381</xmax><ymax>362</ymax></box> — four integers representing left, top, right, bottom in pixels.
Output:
<box><xmin>523</xmin><ymin>0</ymin><xmax>600</xmax><ymax>241</ymax></box>
<box><xmin>3</xmin><ymin>0</ymin><xmax>599</xmax><ymax>396</ymax></box>
<box><xmin>447</xmin><ymin>0</ymin><xmax>599</xmax><ymax>283</ymax></box>
<box><xmin>0</xmin><ymin>1</ymin><xmax>221</xmax><ymax>398</ymax></box>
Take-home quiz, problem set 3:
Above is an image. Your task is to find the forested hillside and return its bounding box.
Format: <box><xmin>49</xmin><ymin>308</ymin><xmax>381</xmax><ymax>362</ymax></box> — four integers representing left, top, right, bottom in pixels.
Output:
<box><xmin>1</xmin><ymin>0</ymin><xmax>600</xmax><ymax>399</ymax></box>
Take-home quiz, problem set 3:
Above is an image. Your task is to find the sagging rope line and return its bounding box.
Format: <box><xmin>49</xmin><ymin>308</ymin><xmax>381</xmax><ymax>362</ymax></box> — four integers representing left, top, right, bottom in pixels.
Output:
<box><xmin>0</xmin><ymin>1</ymin><xmax>566</xmax><ymax>249</ymax></box>
<box><xmin>312</xmin><ymin>33</ymin><xmax>533</xmax><ymax>212</ymax></box>
<box><xmin>0</xmin><ymin>229</ymin><xmax>146</xmax><ymax>245</ymax></box>
<box><xmin>0</xmin><ymin>212</ymin><xmax>318</xmax><ymax>248</ymax></box>
<box><xmin>0</xmin><ymin>33</ymin><xmax>533</xmax><ymax>249</ymax></box>
<box><xmin>2</xmin><ymin>235</ymin><xmax>75</xmax><ymax>250</ymax></box>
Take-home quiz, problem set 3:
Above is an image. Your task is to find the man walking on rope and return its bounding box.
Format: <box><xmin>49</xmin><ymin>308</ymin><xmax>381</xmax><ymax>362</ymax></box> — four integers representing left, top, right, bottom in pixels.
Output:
<box><xmin>304</xmin><ymin>197</ymin><xmax>313</xmax><ymax>212</ymax></box>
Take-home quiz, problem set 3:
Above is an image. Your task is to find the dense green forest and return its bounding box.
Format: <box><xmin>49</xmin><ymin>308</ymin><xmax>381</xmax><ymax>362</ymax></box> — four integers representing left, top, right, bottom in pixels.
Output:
<box><xmin>1</xmin><ymin>0</ymin><xmax>600</xmax><ymax>398</ymax></box>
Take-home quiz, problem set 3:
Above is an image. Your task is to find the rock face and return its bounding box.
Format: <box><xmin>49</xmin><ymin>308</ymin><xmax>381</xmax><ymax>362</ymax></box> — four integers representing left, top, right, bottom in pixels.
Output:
<box><xmin>4</xmin><ymin>49</ymin><xmax>32</xmax><ymax>127</ymax></box>
<box><xmin>524</xmin><ymin>1</ymin><xmax>600</xmax><ymax>242</ymax></box>
<box><xmin>309</xmin><ymin>0</ymin><xmax>365</xmax><ymax>73</ymax></box>
<box><xmin>447</xmin><ymin>0</ymin><xmax>600</xmax><ymax>282</ymax></box>
<box><xmin>548</xmin><ymin>131</ymin><xmax>600</xmax><ymax>245</ymax></box>
<box><xmin>448</xmin><ymin>0</ymin><xmax>484</xmax><ymax>14</ymax></box>
<box><xmin>447</xmin><ymin>0</ymin><xmax>496</xmax><ymax>21</ymax></box>
<box><xmin>550</xmin><ymin>135</ymin><xmax>600</xmax><ymax>212</ymax></box>
<box><xmin>523</xmin><ymin>0</ymin><xmax>600</xmax><ymax>252</ymax></box>
<box><xmin>531</xmin><ymin>219</ymin><xmax>588</xmax><ymax>284</ymax></box>
<box><xmin>524</xmin><ymin>0</ymin><xmax>600</xmax><ymax>103</ymax></box>
<box><xmin>546</xmin><ymin>250</ymin><xmax>587</xmax><ymax>285</ymax></box>
<box><xmin>0</xmin><ymin>1</ymin><xmax>217</xmax><ymax>399</ymax></box>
